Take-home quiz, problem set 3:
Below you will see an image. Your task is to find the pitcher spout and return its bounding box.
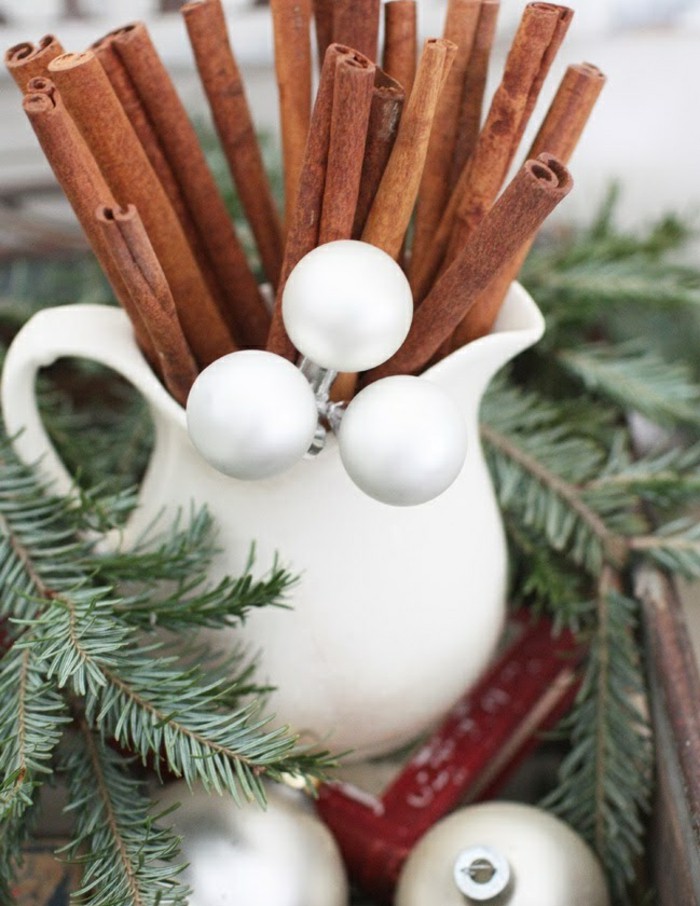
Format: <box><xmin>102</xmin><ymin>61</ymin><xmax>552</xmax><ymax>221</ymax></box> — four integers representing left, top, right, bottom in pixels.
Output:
<box><xmin>422</xmin><ymin>282</ymin><xmax>545</xmax><ymax>420</ymax></box>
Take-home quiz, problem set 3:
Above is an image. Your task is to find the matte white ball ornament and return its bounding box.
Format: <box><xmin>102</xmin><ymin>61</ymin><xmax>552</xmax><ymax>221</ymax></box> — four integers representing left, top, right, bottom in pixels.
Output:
<box><xmin>338</xmin><ymin>375</ymin><xmax>469</xmax><ymax>506</ymax></box>
<box><xmin>186</xmin><ymin>350</ymin><xmax>318</xmax><ymax>480</ymax></box>
<box><xmin>158</xmin><ymin>782</ymin><xmax>349</xmax><ymax>906</ymax></box>
<box><xmin>395</xmin><ymin>802</ymin><xmax>610</xmax><ymax>906</ymax></box>
<box><xmin>282</xmin><ymin>240</ymin><xmax>413</xmax><ymax>372</ymax></box>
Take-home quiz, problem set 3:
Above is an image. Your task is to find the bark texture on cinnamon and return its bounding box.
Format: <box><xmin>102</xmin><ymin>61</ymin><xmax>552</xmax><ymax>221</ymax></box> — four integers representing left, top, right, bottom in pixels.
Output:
<box><xmin>312</xmin><ymin>0</ymin><xmax>335</xmax><ymax>66</ymax></box>
<box><xmin>334</xmin><ymin>0</ymin><xmax>381</xmax><ymax>61</ymax></box>
<box><xmin>269</xmin><ymin>0</ymin><xmax>313</xmax><ymax>223</ymax></box>
<box><xmin>451</xmin><ymin>61</ymin><xmax>604</xmax><ymax>347</ymax></box>
<box><xmin>97</xmin><ymin>205</ymin><xmax>199</xmax><ymax>406</ymax></box>
<box><xmin>449</xmin><ymin>0</ymin><xmax>500</xmax><ymax>187</ymax></box>
<box><xmin>48</xmin><ymin>51</ymin><xmax>236</xmax><ymax>367</ymax></box>
<box><xmin>411</xmin><ymin>0</ymin><xmax>481</xmax><ymax>270</ymax></box>
<box><xmin>362</xmin><ymin>38</ymin><xmax>457</xmax><ymax>260</ymax></box>
<box><xmin>267</xmin><ymin>43</ymin><xmax>366</xmax><ymax>359</ymax></box>
<box><xmin>319</xmin><ymin>54</ymin><xmax>375</xmax><ymax>244</ymax></box>
<box><xmin>22</xmin><ymin>87</ymin><xmax>157</xmax><ymax>367</ymax></box>
<box><xmin>367</xmin><ymin>154</ymin><xmax>573</xmax><ymax>380</ymax></box>
<box><xmin>101</xmin><ymin>21</ymin><xmax>269</xmax><ymax>349</ymax></box>
<box><xmin>91</xmin><ymin>34</ymin><xmax>191</xmax><ymax>248</ymax></box>
<box><xmin>382</xmin><ymin>0</ymin><xmax>417</xmax><ymax>96</ymax></box>
<box><xmin>5</xmin><ymin>35</ymin><xmax>64</xmax><ymax>91</ymax></box>
<box><xmin>412</xmin><ymin>2</ymin><xmax>573</xmax><ymax>301</ymax></box>
<box><xmin>183</xmin><ymin>0</ymin><xmax>284</xmax><ymax>290</ymax></box>
<box><xmin>353</xmin><ymin>70</ymin><xmax>405</xmax><ymax>238</ymax></box>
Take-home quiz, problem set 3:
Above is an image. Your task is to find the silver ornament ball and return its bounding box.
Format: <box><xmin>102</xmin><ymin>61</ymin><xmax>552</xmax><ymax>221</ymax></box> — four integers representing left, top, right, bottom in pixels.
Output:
<box><xmin>158</xmin><ymin>781</ymin><xmax>349</xmax><ymax>906</ymax></box>
<box><xmin>395</xmin><ymin>801</ymin><xmax>610</xmax><ymax>906</ymax></box>
<box><xmin>282</xmin><ymin>240</ymin><xmax>413</xmax><ymax>372</ymax></box>
<box><xmin>338</xmin><ymin>375</ymin><xmax>469</xmax><ymax>506</ymax></box>
<box><xmin>186</xmin><ymin>350</ymin><xmax>318</xmax><ymax>480</ymax></box>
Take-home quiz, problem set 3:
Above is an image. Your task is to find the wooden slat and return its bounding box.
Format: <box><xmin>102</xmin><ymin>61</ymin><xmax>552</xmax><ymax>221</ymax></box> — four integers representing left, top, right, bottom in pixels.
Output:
<box><xmin>636</xmin><ymin>566</ymin><xmax>700</xmax><ymax>904</ymax></box>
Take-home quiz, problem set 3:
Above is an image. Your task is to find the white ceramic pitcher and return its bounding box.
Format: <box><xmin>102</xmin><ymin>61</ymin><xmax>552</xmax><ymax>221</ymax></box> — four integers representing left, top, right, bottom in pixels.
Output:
<box><xmin>1</xmin><ymin>283</ymin><xmax>543</xmax><ymax>759</ymax></box>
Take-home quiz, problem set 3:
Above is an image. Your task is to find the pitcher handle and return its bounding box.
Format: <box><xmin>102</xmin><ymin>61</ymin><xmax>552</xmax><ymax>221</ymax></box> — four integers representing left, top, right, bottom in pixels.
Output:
<box><xmin>1</xmin><ymin>303</ymin><xmax>184</xmax><ymax>497</ymax></box>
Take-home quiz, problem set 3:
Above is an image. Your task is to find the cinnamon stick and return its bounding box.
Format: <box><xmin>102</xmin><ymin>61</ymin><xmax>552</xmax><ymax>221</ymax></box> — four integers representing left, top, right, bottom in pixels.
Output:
<box><xmin>334</xmin><ymin>0</ymin><xmax>381</xmax><ymax>62</ymax></box>
<box><xmin>352</xmin><ymin>70</ymin><xmax>405</xmax><ymax>238</ymax></box>
<box><xmin>411</xmin><ymin>3</ymin><xmax>573</xmax><ymax>301</ymax></box>
<box><xmin>90</xmin><ymin>34</ymin><xmax>190</xmax><ymax>242</ymax></box>
<box><xmin>449</xmin><ymin>0</ymin><xmax>500</xmax><ymax>188</ymax></box>
<box><xmin>362</xmin><ymin>38</ymin><xmax>457</xmax><ymax>260</ymax></box>
<box><xmin>267</xmin><ymin>43</ymin><xmax>364</xmax><ymax>359</ymax></box>
<box><xmin>183</xmin><ymin>0</ymin><xmax>284</xmax><ymax>290</ymax></box>
<box><xmin>382</xmin><ymin>0</ymin><xmax>418</xmax><ymax>96</ymax></box>
<box><xmin>5</xmin><ymin>35</ymin><xmax>64</xmax><ymax>91</ymax></box>
<box><xmin>312</xmin><ymin>0</ymin><xmax>335</xmax><ymax>66</ymax></box>
<box><xmin>451</xmin><ymin>63</ymin><xmax>604</xmax><ymax>347</ymax></box>
<box><xmin>269</xmin><ymin>0</ymin><xmax>313</xmax><ymax>223</ymax></box>
<box><xmin>100</xmin><ymin>22</ymin><xmax>269</xmax><ymax>349</ymax></box>
<box><xmin>22</xmin><ymin>87</ymin><xmax>157</xmax><ymax>367</ymax></box>
<box><xmin>48</xmin><ymin>51</ymin><xmax>235</xmax><ymax>368</ymax></box>
<box><xmin>319</xmin><ymin>53</ymin><xmax>376</xmax><ymax>402</ymax></box>
<box><xmin>97</xmin><ymin>205</ymin><xmax>199</xmax><ymax>407</ymax></box>
<box><xmin>411</xmin><ymin>0</ymin><xmax>482</xmax><ymax>270</ymax></box>
<box><xmin>319</xmin><ymin>54</ymin><xmax>375</xmax><ymax>244</ymax></box>
<box><xmin>366</xmin><ymin>154</ymin><xmax>573</xmax><ymax>381</ymax></box>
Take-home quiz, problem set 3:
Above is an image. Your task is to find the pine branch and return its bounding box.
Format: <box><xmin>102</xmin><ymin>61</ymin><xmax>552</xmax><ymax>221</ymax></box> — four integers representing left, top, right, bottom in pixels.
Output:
<box><xmin>481</xmin><ymin>383</ymin><xmax>630</xmax><ymax>574</ymax></box>
<box><xmin>559</xmin><ymin>343</ymin><xmax>700</xmax><ymax>432</ymax></box>
<box><xmin>0</xmin><ymin>645</ymin><xmax>68</xmax><ymax>820</ymax></box>
<box><xmin>542</xmin><ymin>570</ymin><xmax>652</xmax><ymax>904</ymax></box>
<box><xmin>60</xmin><ymin>722</ymin><xmax>188</xmax><ymax>906</ymax></box>
<box><xmin>83</xmin><ymin>646</ymin><xmax>334</xmax><ymax>803</ymax></box>
<box><xmin>97</xmin><ymin>513</ymin><xmax>296</xmax><ymax>632</ymax></box>
<box><xmin>587</xmin><ymin>442</ymin><xmax>700</xmax><ymax>510</ymax></box>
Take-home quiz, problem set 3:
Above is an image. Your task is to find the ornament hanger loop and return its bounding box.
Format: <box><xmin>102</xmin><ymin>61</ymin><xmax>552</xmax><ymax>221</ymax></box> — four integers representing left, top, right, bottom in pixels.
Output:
<box><xmin>453</xmin><ymin>845</ymin><xmax>511</xmax><ymax>901</ymax></box>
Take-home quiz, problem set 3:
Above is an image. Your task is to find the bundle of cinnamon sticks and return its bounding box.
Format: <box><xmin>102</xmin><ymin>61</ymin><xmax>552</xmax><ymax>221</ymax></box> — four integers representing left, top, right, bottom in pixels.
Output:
<box><xmin>5</xmin><ymin>0</ymin><xmax>605</xmax><ymax>406</ymax></box>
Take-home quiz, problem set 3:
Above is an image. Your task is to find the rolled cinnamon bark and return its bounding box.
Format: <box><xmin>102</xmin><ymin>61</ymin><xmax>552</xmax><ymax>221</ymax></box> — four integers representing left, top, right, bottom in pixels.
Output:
<box><xmin>382</xmin><ymin>0</ymin><xmax>418</xmax><ymax>96</ymax></box>
<box><xmin>22</xmin><ymin>87</ymin><xmax>157</xmax><ymax>367</ymax></box>
<box><xmin>366</xmin><ymin>154</ymin><xmax>573</xmax><ymax>381</ymax></box>
<box><xmin>183</xmin><ymin>0</ymin><xmax>283</xmax><ymax>290</ymax></box>
<box><xmin>267</xmin><ymin>43</ymin><xmax>364</xmax><ymax>359</ymax></box>
<box><xmin>449</xmin><ymin>0</ymin><xmax>500</xmax><ymax>187</ymax></box>
<box><xmin>97</xmin><ymin>205</ymin><xmax>199</xmax><ymax>406</ymax></box>
<box><xmin>319</xmin><ymin>54</ymin><xmax>375</xmax><ymax>244</ymax></box>
<box><xmin>312</xmin><ymin>0</ymin><xmax>335</xmax><ymax>66</ymax></box>
<box><xmin>334</xmin><ymin>0</ymin><xmax>381</xmax><ymax>62</ymax></box>
<box><xmin>411</xmin><ymin>0</ymin><xmax>482</xmax><ymax>270</ymax></box>
<box><xmin>48</xmin><ymin>51</ymin><xmax>236</xmax><ymax>367</ymax></box>
<box><xmin>411</xmin><ymin>3</ymin><xmax>573</xmax><ymax>301</ymax></box>
<box><xmin>269</xmin><ymin>0</ymin><xmax>313</xmax><ymax>224</ymax></box>
<box><xmin>352</xmin><ymin>70</ymin><xmax>405</xmax><ymax>238</ymax></box>
<box><xmin>5</xmin><ymin>35</ymin><xmax>64</xmax><ymax>91</ymax></box>
<box><xmin>362</xmin><ymin>38</ymin><xmax>457</xmax><ymax>260</ymax></box>
<box><xmin>451</xmin><ymin>63</ymin><xmax>604</xmax><ymax>347</ymax></box>
<box><xmin>90</xmin><ymin>35</ymin><xmax>190</xmax><ymax>241</ymax></box>
<box><xmin>99</xmin><ymin>22</ymin><xmax>269</xmax><ymax>349</ymax></box>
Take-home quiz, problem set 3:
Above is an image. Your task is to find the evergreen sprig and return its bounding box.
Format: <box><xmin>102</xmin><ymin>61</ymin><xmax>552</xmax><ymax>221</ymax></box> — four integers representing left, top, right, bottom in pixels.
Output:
<box><xmin>0</xmin><ymin>427</ymin><xmax>333</xmax><ymax>904</ymax></box>
<box><xmin>60</xmin><ymin>722</ymin><xmax>188</xmax><ymax>906</ymax></box>
<box><xmin>480</xmin><ymin>194</ymin><xmax>700</xmax><ymax>903</ymax></box>
<box><xmin>542</xmin><ymin>571</ymin><xmax>652</xmax><ymax>903</ymax></box>
<box><xmin>3</xmin><ymin>192</ymin><xmax>700</xmax><ymax>905</ymax></box>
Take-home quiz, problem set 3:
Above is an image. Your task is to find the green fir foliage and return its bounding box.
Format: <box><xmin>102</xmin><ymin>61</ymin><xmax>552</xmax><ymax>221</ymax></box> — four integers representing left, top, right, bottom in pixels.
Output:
<box><xmin>480</xmin><ymin>192</ymin><xmax>700</xmax><ymax>903</ymax></box>
<box><xmin>3</xmin><ymin>192</ymin><xmax>700</xmax><ymax>904</ymax></box>
<box><xmin>0</xmin><ymin>421</ymin><xmax>333</xmax><ymax>903</ymax></box>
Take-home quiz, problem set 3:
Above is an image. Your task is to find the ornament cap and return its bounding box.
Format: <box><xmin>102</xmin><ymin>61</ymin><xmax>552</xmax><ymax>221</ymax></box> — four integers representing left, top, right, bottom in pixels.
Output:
<box><xmin>453</xmin><ymin>846</ymin><xmax>511</xmax><ymax>901</ymax></box>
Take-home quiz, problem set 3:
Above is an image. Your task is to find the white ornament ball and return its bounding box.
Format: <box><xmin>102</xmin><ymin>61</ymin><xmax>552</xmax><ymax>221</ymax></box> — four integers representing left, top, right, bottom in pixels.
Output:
<box><xmin>186</xmin><ymin>350</ymin><xmax>318</xmax><ymax>480</ymax></box>
<box><xmin>338</xmin><ymin>375</ymin><xmax>468</xmax><ymax>506</ymax></box>
<box><xmin>395</xmin><ymin>802</ymin><xmax>610</xmax><ymax>906</ymax></box>
<box><xmin>158</xmin><ymin>782</ymin><xmax>349</xmax><ymax>906</ymax></box>
<box><xmin>282</xmin><ymin>240</ymin><xmax>413</xmax><ymax>372</ymax></box>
